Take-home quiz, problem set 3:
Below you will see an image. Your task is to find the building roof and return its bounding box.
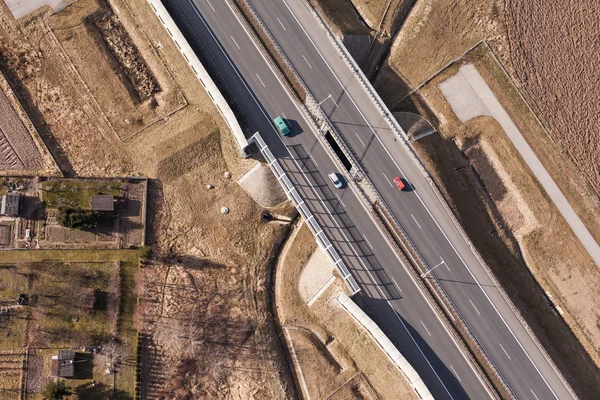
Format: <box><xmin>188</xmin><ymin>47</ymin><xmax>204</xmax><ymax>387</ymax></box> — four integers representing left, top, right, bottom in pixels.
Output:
<box><xmin>0</xmin><ymin>193</ymin><xmax>19</xmax><ymax>216</ymax></box>
<box><xmin>91</xmin><ymin>194</ymin><xmax>115</xmax><ymax>212</ymax></box>
<box><xmin>51</xmin><ymin>350</ymin><xmax>75</xmax><ymax>377</ymax></box>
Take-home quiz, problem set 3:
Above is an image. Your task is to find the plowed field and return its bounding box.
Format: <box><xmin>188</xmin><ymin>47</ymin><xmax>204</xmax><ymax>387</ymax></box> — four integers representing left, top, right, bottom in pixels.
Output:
<box><xmin>504</xmin><ymin>0</ymin><xmax>600</xmax><ymax>198</ymax></box>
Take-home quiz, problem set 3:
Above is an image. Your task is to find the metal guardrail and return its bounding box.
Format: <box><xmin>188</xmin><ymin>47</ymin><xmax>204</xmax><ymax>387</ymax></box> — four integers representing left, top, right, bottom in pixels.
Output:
<box><xmin>303</xmin><ymin>9</ymin><xmax>577</xmax><ymax>398</ymax></box>
<box><xmin>252</xmin><ymin>132</ymin><xmax>361</xmax><ymax>295</ymax></box>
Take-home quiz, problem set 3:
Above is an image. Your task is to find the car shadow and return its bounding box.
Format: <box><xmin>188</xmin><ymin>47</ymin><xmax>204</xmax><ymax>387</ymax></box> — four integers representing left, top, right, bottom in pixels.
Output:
<box><xmin>284</xmin><ymin>118</ymin><xmax>304</xmax><ymax>138</ymax></box>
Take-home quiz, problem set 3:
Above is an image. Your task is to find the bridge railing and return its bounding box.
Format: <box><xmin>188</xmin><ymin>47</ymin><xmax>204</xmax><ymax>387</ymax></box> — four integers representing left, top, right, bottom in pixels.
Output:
<box><xmin>252</xmin><ymin>132</ymin><xmax>360</xmax><ymax>295</ymax></box>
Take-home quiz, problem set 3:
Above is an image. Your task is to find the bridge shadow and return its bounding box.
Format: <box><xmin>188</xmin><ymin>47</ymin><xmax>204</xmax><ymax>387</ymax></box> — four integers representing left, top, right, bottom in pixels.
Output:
<box><xmin>354</xmin><ymin>295</ymin><xmax>471</xmax><ymax>399</ymax></box>
<box><xmin>163</xmin><ymin>5</ymin><xmax>477</xmax><ymax>398</ymax></box>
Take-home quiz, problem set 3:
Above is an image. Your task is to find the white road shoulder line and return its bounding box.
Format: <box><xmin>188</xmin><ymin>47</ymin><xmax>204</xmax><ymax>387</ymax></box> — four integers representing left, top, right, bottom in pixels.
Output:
<box><xmin>274</xmin><ymin>8</ymin><xmax>551</xmax><ymax>397</ymax></box>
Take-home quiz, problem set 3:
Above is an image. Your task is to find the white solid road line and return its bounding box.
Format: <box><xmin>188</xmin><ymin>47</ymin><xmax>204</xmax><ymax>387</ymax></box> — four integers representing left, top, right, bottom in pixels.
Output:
<box><xmin>391</xmin><ymin>276</ymin><xmax>402</xmax><ymax>293</ymax></box>
<box><xmin>205</xmin><ymin>0</ymin><xmax>215</xmax><ymax>12</ymax></box>
<box><xmin>363</xmin><ymin>234</ymin><xmax>373</xmax><ymax>250</ymax></box>
<box><xmin>278</xmin><ymin>4</ymin><xmax>563</xmax><ymax>398</ymax></box>
<box><xmin>302</xmin><ymin>55</ymin><xmax>312</xmax><ymax>69</ymax></box>
<box><xmin>335</xmin><ymin>193</ymin><xmax>346</xmax><ymax>208</ymax></box>
<box><xmin>230</xmin><ymin>35</ymin><xmax>240</xmax><ymax>49</ymax></box>
<box><xmin>450</xmin><ymin>365</ymin><xmax>462</xmax><ymax>382</ymax></box>
<box><xmin>256</xmin><ymin>74</ymin><xmax>266</xmax><ymax>87</ymax></box>
<box><xmin>272</xmin><ymin>3</ymin><xmax>492</xmax><ymax>397</ymax></box>
<box><xmin>213</xmin><ymin>3</ymin><xmax>473</xmax><ymax>398</ymax></box>
<box><xmin>411</xmin><ymin>214</ymin><xmax>422</xmax><ymax>229</ymax></box>
<box><xmin>421</xmin><ymin>320</ymin><xmax>432</xmax><ymax>337</ymax></box>
<box><xmin>469</xmin><ymin>299</ymin><xmax>481</xmax><ymax>316</ymax></box>
<box><xmin>499</xmin><ymin>343</ymin><xmax>511</xmax><ymax>360</ymax></box>
<box><xmin>355</xmin><ymin>132</ymin><xmax>366</xmax><ymax>147</ymax></box>
<box><xmin>277</xmin><ymin>17</ymin><xmax>286</xmax><ymax>31</ymax></box>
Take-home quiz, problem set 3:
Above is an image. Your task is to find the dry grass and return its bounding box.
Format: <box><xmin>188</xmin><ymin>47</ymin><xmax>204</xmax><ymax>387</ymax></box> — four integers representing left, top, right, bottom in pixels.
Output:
<box><xmin>308</xmin><ymin>0</ymin><xmax>372</xmax><ymax>35</ymax></box>
<box><xmin>0</xmin><ymin>71</ymin><xmax>59</xmax><ymax>175</ymax></box>
<box><xmin>415</xmin><ymin>51</ymin><xmax>600</xmax><ymax>397</ymax></box>
<box><xmin>350</xmin><ymin>0</ymin><xmax>393</xmax><ymax>29</ymax></box>
<box><xmin>373</xmin><ymin>0</ymin><xmax>503</xmax><ymax>107</ymax></box>
<box><xmin>0</xmin><ymin>0</ymin><xmax>299</xmax><ymax>396</ymax></box>
<box><xmin>48</xmin><ymin>0</ymin><xmax>186</xmax><ymax>141</ymax></box>
<box><xmin>0</xmin><ymin>250</ymin><xmax>142</xmax><ymax>399</ymax></box>
<box><xmin>275</xmin><ymin>223</ymin><xmax>417</xmax><ymax>400</ymax></box>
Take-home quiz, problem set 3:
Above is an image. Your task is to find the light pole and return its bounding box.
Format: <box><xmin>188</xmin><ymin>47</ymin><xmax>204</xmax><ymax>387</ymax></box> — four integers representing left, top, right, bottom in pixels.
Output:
<box><xmin>420</xmin><ymin>259</ymin><xmax>445</xmax><ymax>279</ymax></box>
<box><xmin>317</xmin><ymin>93</ymin><xmax>332</xmax><ymax>107</ymax></box>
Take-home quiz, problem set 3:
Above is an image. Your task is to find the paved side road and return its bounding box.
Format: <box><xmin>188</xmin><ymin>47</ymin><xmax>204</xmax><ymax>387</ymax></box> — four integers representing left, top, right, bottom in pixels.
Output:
<box><xmin>246</xmin><ymin>0</ymin><xmax>576</xmax><ymax>399</ymax></box>
<box><xmin>164</xmin><ymin>0</ymin><xmax>494</xmax><ymax>398</ymax></box>
<box><xmin>440</xmin><ymin>64</ymin><xmax>600</xmax><ymax>269</ymax></box>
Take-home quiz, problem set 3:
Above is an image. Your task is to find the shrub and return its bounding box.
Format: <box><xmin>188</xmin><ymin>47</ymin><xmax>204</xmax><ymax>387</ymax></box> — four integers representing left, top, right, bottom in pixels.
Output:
<box><xmin>57</xmin><ymin>207</ymin><xmax>100</xmax><ymax>229</ymax></box>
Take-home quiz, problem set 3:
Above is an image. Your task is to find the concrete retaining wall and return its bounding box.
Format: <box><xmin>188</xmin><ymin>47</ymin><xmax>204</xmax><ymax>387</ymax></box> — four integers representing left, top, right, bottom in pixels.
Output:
<box><xmin>146</xmin><ymin>0</ymin><xmax>249</xmax><ymax>155</ymax></box>
<box><xmin>337</xmin><ymin>293</ymin><xmax>433</xmax><ymax>400</ymax></box>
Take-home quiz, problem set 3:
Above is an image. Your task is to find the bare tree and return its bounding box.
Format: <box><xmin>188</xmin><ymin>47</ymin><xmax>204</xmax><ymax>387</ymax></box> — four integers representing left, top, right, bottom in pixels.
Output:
<box><xmin>155</xmin><ymin>314</ymin><xmax>204</xmax><ymax>358</ymax></box>
<box><xmin>94</xmin><ymin>340</ymin><xmax>125</xmax><ymax>373</ymax></box>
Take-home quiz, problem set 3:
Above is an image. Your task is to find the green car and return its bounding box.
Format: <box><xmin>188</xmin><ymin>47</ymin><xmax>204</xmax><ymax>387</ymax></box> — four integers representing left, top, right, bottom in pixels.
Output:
<box><xmin>273</xmin><ymin>116</ymin><xmax>290</xmax><ymax>136</ymax></box>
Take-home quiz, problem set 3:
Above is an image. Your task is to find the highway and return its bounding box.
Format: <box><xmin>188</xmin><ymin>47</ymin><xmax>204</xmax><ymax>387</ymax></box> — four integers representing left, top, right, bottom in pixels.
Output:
<box><xmin>163</xmin><ymin>0</ymin><xmax>573</xmax><ymax>399</ymax></box>
<box><xmin>241</xmin><ymin>1</ymin><xmax>575</xmax><ymax>399</ymax></box>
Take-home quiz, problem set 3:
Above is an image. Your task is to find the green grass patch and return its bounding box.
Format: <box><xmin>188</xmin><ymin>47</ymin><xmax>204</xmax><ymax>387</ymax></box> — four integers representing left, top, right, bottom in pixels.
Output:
<box><xmin>41</xmin><ymin>179</ymin><xmax>121</xmax><ymax>209</ymax></box>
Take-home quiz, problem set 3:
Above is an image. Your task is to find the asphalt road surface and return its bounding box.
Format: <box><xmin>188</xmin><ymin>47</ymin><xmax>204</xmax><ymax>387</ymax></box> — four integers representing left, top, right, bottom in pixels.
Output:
<box><xmin>163</xmin><ymin>0</ymin><xmax>574</xmax><ymax>399</ymax></box>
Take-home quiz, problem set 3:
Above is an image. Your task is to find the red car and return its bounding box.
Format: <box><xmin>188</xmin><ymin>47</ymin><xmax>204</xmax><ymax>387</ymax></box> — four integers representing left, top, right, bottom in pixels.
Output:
<box><xmin>393</xmin><ymin>177</ymin><xmax>405</xmax><ymax>191</ymax></box>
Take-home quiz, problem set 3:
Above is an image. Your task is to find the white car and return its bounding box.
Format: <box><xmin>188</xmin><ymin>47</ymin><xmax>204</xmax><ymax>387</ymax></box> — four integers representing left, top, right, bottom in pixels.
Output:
<box><xmin>328</xmin><ymin>172</ymin><xmax>343</xmax><ymax>189</ymax></box>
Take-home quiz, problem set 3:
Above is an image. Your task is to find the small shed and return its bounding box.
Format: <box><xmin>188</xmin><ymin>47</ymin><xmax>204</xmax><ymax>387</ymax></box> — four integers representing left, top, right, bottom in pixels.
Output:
<box><xmin>51</xmin><ymin>350</ymin><xmax>75</xmax><ymax>378</ymax></box>
<box><xmin>0</xmin><ymin>193</ymin><xmax>20</xmax><ymax>216</ymax></box>
<box><xmin>91</xmin><ymin>195</ymin><xmax>115</xmax><ymax>212</ymax></box>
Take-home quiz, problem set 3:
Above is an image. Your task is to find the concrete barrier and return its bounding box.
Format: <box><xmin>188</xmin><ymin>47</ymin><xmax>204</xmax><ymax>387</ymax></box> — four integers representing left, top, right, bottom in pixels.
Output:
<box><xmin>337</xmin><ymin>293</ymin><xmax>433</xmax><ymax>400</ymax></box>
<box><xmin>146</xmin><ymin>0</ymin><xmax>249</xmax><ymax>155</ymax></box>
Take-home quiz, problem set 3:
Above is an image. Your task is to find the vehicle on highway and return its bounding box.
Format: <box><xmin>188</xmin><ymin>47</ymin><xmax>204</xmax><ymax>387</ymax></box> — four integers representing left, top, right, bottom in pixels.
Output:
<box><xmin>329</xmin><ymin>172</ymin><xmax>343</xmax><ymax>188</ymax></box>
<box><xmin>393</xmin><ymin>177</ymin><xmax>406</xmax><ymax>191</ymax></box>
<box><xmin>273</xmin><ymin>116</ymin><xmax>290</xmax><ymax>136</ymax></box>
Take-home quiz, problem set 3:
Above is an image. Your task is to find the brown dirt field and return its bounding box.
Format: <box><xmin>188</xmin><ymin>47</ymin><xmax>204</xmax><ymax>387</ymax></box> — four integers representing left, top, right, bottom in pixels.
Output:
<box><xmin>0</xmin><ymin>72</ymin><xmax>59</xmax><ymax>175</ymax></box>
<box><xmin>0</xmin><ymin>349</ymin><xmax>24</xmax><ymax>399</ymax></box>
<box><xmin>415</xmin><ymin>58</ymin><xmax>600</xmax><ymax>397</ymax></box>
<box><xmin>503</xmin><ymin>0</ymin><xmax>600</xmax><ymax>201</ymax></box>
<box><xmin>275</xmin><ymin>222</ymin><xmax>418</xmax><ymax>400</ymax></box>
